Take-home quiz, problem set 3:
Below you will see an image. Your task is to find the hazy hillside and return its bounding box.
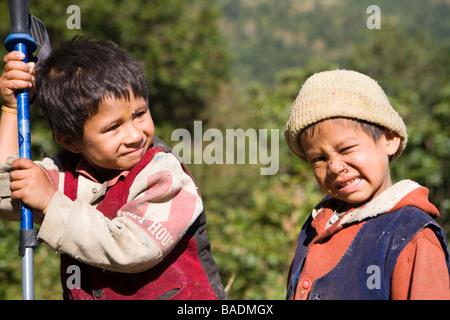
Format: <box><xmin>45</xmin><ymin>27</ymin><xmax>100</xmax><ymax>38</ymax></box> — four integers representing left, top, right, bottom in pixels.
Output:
<box><xmin>217</xmin><ymin>0</ymin><xmax>450</xmax><ymax>83</ymax></box>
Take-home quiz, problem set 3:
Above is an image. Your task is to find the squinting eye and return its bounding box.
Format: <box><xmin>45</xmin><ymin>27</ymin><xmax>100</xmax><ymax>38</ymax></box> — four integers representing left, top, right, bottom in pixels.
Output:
<box><xmin>107</xmin><ymin>124</ymin><xmax>119</xmax><ymax>132</ymax></box>
<box><xmin>341</xmin><ymin>145</ymin><xmax>357</xmax><ymax>153</ymax></box>
<box><xmin>134</xmin><ymin>111</ymin><xmax>146</xmax><ymax>119</ymax></box>
<box><xmin>311</xmin><ymin>156</ymin><xmax>325</xmax><ymax>163</ymax></box>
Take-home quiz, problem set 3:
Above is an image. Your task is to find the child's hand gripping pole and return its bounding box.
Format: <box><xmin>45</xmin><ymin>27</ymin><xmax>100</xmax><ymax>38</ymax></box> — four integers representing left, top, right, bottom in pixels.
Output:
<box><xmin>4</xmin><ymin>0</ymin><xmax>40</xmax><ymax>300</ymax></box>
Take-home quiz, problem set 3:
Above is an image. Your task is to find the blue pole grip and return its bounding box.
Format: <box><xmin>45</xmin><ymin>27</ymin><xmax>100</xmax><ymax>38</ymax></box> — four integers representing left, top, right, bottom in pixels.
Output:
<box><xmin>14</xmin><ymin>42</ymin><xmax>33</xmax><ymax>231</ymax></box>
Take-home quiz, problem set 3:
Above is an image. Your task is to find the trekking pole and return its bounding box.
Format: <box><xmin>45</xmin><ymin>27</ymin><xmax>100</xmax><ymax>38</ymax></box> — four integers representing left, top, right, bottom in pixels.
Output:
<box><xmin>4</xmin><ymin>0</ymin><xmax>39</xmax><ymax>300</ymax></box>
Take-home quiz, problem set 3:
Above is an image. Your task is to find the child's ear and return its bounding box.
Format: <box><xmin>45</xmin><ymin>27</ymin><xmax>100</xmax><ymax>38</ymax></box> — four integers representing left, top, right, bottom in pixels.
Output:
<box><xmin>54</xmin><ymin>133</ymin><xmax>82</xmax><ymax>154</ymax></box>
<box><xmin>384</xmin><ymin>130</ymin><xmax>401</xmax><ymax>157</ymax></box>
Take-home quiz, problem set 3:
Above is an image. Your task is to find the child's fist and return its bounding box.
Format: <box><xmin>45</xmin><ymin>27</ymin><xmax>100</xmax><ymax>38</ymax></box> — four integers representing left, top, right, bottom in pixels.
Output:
<box><xmin>10</xmin><ymin>158</ymin><xmax>56</xmax><ymax>213</ymax></box>
<box><xmin>0</xmin><ymin>51</ymin><xmax>35</xmax><ymax>108</ymax></box>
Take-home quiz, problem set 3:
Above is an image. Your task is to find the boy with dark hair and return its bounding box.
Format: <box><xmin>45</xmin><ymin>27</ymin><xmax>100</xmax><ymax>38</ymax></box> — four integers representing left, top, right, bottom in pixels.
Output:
<box><xmin>284</xmin><ymin>69</ymin><xmax>450</xmax><ymax>300</ymax></box>
<box><xmin>0</xmin><ymin>38</ymin><xmax>226</xmax><ymax>300</ymax></box>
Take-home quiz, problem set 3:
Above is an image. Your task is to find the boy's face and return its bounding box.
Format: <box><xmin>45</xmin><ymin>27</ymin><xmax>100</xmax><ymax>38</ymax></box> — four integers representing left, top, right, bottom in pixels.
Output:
<box><xmin>66</xmin><ymin>92</ymin><xmax>154</xmax><ymax>180</ymax></box>
<box><xmin>299</xmin><ymin>119</ymin><xmax>400</xmax><ymax>205</ymax></box>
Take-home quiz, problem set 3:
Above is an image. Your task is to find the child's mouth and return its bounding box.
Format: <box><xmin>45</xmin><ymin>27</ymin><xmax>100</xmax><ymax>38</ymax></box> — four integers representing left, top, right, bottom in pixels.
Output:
<box><xmin>122</xmin><ymin>145</ymin><xmax>144</xmax><ymax>159</ymax></box>
<box><xmin>335</xmin><ymin>177</ymin><xmax>365</xmax><ymax>193</ymax></box>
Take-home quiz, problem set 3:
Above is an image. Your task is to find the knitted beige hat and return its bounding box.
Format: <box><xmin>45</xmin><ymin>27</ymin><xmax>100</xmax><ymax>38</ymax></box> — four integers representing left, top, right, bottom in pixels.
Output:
<box><xmin>284</xmin><ymin>69</ymin><xmax>407</xmax><ymax>160</ymax></box>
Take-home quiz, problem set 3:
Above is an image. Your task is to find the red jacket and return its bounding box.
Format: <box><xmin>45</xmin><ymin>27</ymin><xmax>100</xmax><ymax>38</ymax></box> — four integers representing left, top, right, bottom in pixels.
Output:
<box><xmin>59</xmin><ymin>139</ymin><xmax>226</xmax><ymax>300</ymax></box>
<box><xmin>288</xmin><ymin>180</ymin><xmax>450</xmax><ymax>300</ymax></box>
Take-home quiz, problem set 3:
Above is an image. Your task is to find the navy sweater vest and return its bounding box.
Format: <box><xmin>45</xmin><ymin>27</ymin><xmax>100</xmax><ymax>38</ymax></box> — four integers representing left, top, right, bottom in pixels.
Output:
<box><xmin>287</xmin><ymin>206</ymin><xmax>450</xmax><ymax>300</ymax></box>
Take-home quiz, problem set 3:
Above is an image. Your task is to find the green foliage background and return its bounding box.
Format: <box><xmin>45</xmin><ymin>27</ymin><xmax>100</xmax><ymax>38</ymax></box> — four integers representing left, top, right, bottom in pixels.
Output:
<box><xmin>0</xmin><ymin>0</ymin><xmax>448</xmax><ymax>299</ymax></box>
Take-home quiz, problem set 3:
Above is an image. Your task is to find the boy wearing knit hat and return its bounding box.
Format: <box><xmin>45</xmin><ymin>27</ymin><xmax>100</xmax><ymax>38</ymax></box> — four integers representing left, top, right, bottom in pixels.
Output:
<box><xmin>285</xmin><ymin>70</ymin><xmax>450</xmax><ymax>300</ymax></box>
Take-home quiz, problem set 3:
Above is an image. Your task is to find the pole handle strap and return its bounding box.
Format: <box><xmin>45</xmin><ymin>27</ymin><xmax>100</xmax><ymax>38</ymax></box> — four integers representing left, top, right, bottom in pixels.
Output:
<box><xmin>19</xmin><ymin>228</ymin><xmax>40</xmax><ymax>257</ymax></box>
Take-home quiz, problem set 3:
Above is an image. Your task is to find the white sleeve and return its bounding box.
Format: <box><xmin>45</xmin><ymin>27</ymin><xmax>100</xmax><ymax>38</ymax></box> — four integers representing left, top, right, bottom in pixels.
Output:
<box><xmin>38</xmin><ymin>152</ymin><xmax>203</xmax><ymax>273</ymax></box>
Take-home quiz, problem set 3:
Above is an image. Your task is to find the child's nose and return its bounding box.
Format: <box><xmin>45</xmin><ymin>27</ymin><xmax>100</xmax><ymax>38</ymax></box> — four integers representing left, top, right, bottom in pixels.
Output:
<box><xmin>327</xmin><ymin>159</ymin><xmax>348</xmax><ymax>175</ymax></box>
<box><xmin>123</xmin><ymin>122</ymin><xmax>142</xmax><ymax>144</ymax></box>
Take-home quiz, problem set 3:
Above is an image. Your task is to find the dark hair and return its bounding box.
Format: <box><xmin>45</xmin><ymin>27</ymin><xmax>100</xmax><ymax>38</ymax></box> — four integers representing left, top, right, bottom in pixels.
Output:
<box><xmin>36</xmin><ymin>37</ymin><xmax>149</xmax><ymax>143</ymax></box>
